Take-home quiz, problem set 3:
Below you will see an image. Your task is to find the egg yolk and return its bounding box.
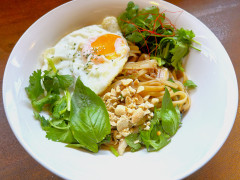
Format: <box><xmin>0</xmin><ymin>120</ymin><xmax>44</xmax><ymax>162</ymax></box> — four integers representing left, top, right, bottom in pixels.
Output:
<box><xmin>91</xmin><ymin>34</ymin><xmax>121</xmax><ymax>56</ymax></box>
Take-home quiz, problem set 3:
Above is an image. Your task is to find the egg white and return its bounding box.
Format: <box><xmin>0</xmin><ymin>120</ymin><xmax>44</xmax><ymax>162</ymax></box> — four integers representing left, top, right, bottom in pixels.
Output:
<box><xmin>41</xmin><ymin>17</ymin><xmax>130</xmax><ymax>95</ymax></box>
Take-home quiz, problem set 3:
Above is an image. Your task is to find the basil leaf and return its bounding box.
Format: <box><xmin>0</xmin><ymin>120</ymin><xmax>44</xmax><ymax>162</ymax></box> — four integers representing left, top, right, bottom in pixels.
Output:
<box><xmin>184</xmin><ymin>80</ymin><xmax>197</xmax><ymax>89</ymax></box>
<box><xmin>160</xmin><ymin>88</ymin><xmax>180</xmax><ymax>136</ymax></box>
<box><xmin>70</xmin><ymin>78</ymin><xmax>111</xmax><ymax>153</ymax></box>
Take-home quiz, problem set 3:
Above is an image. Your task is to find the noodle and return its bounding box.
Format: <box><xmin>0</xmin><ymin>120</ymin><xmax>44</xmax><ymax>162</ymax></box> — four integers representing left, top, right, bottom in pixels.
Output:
<box><xmin>101</xmin><ymin>43</ymin><xmax>192</xmax><ymax>154</ymax></box>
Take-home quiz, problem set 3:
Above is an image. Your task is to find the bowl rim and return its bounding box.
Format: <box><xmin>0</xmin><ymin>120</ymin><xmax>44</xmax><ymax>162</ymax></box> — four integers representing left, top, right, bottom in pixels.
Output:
<box><xmin>2</xmin><ymin>0</ymin><xmax>239</xmax><ymax>179</ymax></box>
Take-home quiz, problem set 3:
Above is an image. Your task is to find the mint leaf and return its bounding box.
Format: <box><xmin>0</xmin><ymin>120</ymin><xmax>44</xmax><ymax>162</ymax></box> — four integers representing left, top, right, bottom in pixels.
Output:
<box><xmin>70</xmin><ymin>78</ymin><xmax>111</xmax><ymax>153</ymax></box>
<box><xmin>160</xmin><ymin>88</ymin><xmax>180</xmax><ymax>136</ymax></box>
<box><xmin>25</xmin><ymin>70</ymin><xmax>44</xmax><ymax>101</ymax></box>
<box><xmin>184</xmin><ymin>80</ymin><xmax>197</xmax><ymax>89</ymax></box>
<box><xmin>125</xmin><ymin>133</ymin><xmax>142</xmax><ymax>152</ymax></box>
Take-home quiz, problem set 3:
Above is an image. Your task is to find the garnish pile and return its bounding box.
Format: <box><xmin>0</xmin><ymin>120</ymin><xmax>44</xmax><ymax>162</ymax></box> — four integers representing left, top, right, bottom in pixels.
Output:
<box><xmin>118</xmin><ymin>1</ymin><xmax>200</xmax><ymax>71</ymax></box>
<box><xmin>26</xmin><ymin>66</ymin><xmax>111</xmax><ymax>153</ymax></box>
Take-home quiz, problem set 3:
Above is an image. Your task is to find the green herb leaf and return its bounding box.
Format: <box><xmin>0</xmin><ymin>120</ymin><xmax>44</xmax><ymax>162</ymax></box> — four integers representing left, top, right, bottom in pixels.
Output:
<box><xmin>125</xmin><ymin>133</ymin><xmax>142</xmax><ymax>152</ymax></box>
<box><xmin>160</xmin><ymin>88</ymin><xmax>180</xmax><ymax>136</ymax></box>
<box><xmin>66</xmin><ymin>143</ymin><xmax>85</xmax><ymax>148</ymax></box>
<box><xmin>170</xmin><ymin>41</ymin><xmax>188</xmax><ymax>71</ymax></box>
<box><xmin>183</xmin><ymin>80</ymin><xmax>197</xmax><ymax>89</ymax></box>
<box><xmin>139</xmin><ymin>107</ymin><xmax>170</xmax><ymax>151</ymax></box>
<box><xmin>34</xmin><ymin>112</ymin><xmax>50</xmax><ymax>131</ymax></box>
<box><xmin>118</xmin><ymin>3</ymin><xmax>198</xmax><ymax>71</ymax></box>
<box><xmin>52</xmin><ymin>95</ymin><xmax>68</xmax><ymax>119</ymax></box>
<box><xmin>152</xmin><ymin>56</ymin><xmax>165</xmax><ymax>66</ymax></box>
<box><xmin>34</xmin><ymin>111</ymin><xmax>75</xmax><ymax>143</ymax></box>
<box><xmin>126</xmin><ymin>32</ymin><xmax>143</xmax><ymax>43</ymax></box>
<box><xmin>70</xmin><ymin>78</ymin><xmax>111</xmax><ymax>153</ymax></box>
<box><xmin>46</xmin><ymin>127</ymin><xmax>77</xmax><ymax>144</ymax></box>
<box><xmin>25</xmin><ymin>70</ymin><xmax>44</xmax><ymax>101</ymax></box>
<box><xmin>43</xmin><ymin>70</ymin><xmax>60</xmax><ymax>94</ymax></box>
<box><xmin>57</xmin><ymin>74</ymin><xmax>74</xmax><ymax>90</ymax></box>
<box><xmin>110</xmin><ymin>146</ymin><xmax>119</xmax><ymax>157</ymax></box>
<box><xmin>176</xmin><ymin>28</ymin><xmax>195</xmax><ymax>45</ymax></box>
<box><xmin>43</xmin><ymin>69</ymin><xmax>74</xmax><ymax>94</ymax></box>
<box><xmin>125</xmin><ymin>1</ymin><xmax>139</xmax><ymax>19</ymax></box>
<box><xmin>98</xmin><ymin>134</ymin><xmax>111</xmax><ymax>146</ymax></box>
<box><xmin>32</xmin><ymin>94</ymin><xmax>59</xmax><ymax>112</ymax></box>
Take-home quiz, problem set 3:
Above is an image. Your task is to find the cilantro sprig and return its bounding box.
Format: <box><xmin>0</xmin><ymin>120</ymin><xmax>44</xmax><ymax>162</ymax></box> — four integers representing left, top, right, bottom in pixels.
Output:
<box><xmin>118</xmin><ymin>1</ymin><xmax>200</xmax><ymax>71</ymax></box>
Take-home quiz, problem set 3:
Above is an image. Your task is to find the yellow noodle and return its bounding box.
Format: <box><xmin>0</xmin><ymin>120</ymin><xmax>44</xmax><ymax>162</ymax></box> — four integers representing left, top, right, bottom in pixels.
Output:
<box><xmin>104</xmin><ymin>48</ymin><xmax>191</xmax><ymax>113</ymax></box>
<box><xmin>123</xmin><ymin>60</ymin><xmax>157</xmax><ymax>69</ymax></box>
<box><xmin>143</xmin><ymin>86</ymin><xmax>165</xmax><ymax>92</ymax></box>
<box><xmin>160</xmin><ymin>80</ymin><xmax>179</xmax><ymax>89</ymax></box>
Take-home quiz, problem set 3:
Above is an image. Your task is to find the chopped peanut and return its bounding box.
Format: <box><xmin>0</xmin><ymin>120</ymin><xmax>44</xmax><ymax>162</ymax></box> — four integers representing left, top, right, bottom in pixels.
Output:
<box><xmin>117</xmin><ymin>117</ymin><xmax>129</xmax><ymax>131</ymax></box>
<box><xmin>110</xmin><ymin>88</ymin><xmax>116</xmax><ymax>96</ymax></box>
<box><xmin>121</xmin><ymin>79</ymin><xmax>133</xmax><ymax>86</ymax></box>
<box><xmin>134</xmin><ymin>94</ymin><xmax>143</xmax><ymax>105</ymax></box>
<box><xmin>116</xmin><ymin>86</ymin><xmax>121</xmax><ymax>93</ymax></box>
<box><xmin>133</xmin><ymin>79</ymin><xmax>139</xmax><ymax>87</ymax></box>
<box><xmin>143</xmin><ymin>95</ymin><xmax>150</xmax><ymax>101</ymax></box>
<box><xmin>151</xmin><ymin>98</ymin><xmax>159</xmax><ymax>105</ymax></box>
<box><xmin>132</xmin><ymin>108</ymin><xmax>144</xmax><ymax>124</ymax></box>
<box><xmin>118</xmin><ymin>139</ymin><xmax>127</xmax><ymax>156</ymax></box>
<box><xmin>115</xmin><ymin>105</ymin><xmax>126</xmax><ymax>116</ymax></box>
<box><xmin>125</xmin><ymin>96</ymin><xmax>132</xmax><ymax>106</ymax></box>
<box><xmin>137</xmin><ymin>86</ymin><xmax>144</xmax><ymax>93</ymax></box>
<box><xmin>121</xmin><ymin>88</ymin><xmax>130</xmax><ymax>97</ymax></box>
<box><xmin>128</xmin><ymin>86</ymin><xmax>136</xmax><ymax>94</ymax></box>
<box><xmin>101</xmin><ymin>78</ymin><xmax>156</xmax><ymax>155</ymax></box>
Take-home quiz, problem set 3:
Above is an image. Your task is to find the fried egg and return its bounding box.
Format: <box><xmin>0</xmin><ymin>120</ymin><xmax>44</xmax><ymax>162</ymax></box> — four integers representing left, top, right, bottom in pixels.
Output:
<box><xmin>41</xmin><ymin>16</ymin><xmax>130</xmax><ymax>95</ymax></box>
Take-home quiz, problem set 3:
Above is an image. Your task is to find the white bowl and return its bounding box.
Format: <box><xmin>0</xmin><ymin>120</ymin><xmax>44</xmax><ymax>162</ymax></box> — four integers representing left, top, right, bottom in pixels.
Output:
<box><xmin>3</xmin><ymin>0</ymin><xmax>238</xmax><ymax>179</ymax></box>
